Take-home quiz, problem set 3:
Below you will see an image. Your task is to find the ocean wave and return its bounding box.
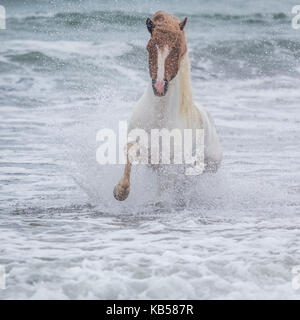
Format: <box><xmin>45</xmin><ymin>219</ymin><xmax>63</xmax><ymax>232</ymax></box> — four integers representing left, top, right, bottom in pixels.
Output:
<box><xmin>7</xmin><ymin>10</ymin><xmax>145</xmax><ymax>31</ymax></box>
<box><xmin>193</xmin><ymin>12</ymin><xmax>289</xmax><ymax>23</ymax></box>
<box><xmin>6</xmin><ymin>10</ymin><xmax>290</xmax><ymax>32</ymax></box>
<box><xmin>6</xmin><ymin>51</ymin><xmax>62</xmax><ymax>66</ymax></box>
<box><xmin>0</xmin><ymin>40</ymin><xmax>137</xmax><ymax>78</ymax></box>
<box><xmin>1</xmin><ymin>38</ymin><xmax>299</xmax><ymax>80</ymax></box>
<box><xmin>190</xmin><ymin>38</ymin><xmax>300</xmax><ymax>79</ymax></box>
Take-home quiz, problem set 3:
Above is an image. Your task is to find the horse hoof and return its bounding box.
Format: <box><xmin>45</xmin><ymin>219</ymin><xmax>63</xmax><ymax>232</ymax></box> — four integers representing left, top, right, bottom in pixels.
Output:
<box><xmin>113</xmin><ymin>183</ymin><xmax>130</xmax><ymax>201</ymax></box>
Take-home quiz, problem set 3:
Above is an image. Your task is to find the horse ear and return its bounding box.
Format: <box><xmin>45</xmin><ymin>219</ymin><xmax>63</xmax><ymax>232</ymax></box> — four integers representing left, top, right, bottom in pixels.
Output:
<box><xmin>146</xmin><ymin>18</ymin><xmax>155</xmax><ymax>34</ymax></box>
<box><xmin>179</xmin><ymin>17</ymin><xmax>187</xmax><ymax>30</ymax></box>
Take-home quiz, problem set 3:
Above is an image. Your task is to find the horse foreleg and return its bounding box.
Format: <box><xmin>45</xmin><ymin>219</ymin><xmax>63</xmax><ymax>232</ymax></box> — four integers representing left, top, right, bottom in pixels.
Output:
<box><xmin>113</xmin><ymin>142</ymin><xmax>133</xmax><ymax>201</ymax></box>
<box><xmin>113</xmin><ymin>163</ymin><xmax>131</xmax><ymax>201</ymax></box>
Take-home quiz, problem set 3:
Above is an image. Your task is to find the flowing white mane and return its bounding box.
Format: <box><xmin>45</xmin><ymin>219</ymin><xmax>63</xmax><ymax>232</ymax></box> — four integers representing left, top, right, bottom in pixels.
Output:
<box><xmin>179</xmin><ymin>53</ymin><xmax>194</xmax><ymax>116</ymax></box>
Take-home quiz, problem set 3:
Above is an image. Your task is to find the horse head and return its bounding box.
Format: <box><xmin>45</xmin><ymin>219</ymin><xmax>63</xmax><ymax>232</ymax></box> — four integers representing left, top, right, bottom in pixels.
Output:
<box><xmin>146</xmin><ymin>11</ymin><xmax>187</xmax><ymax>97</ymax></box>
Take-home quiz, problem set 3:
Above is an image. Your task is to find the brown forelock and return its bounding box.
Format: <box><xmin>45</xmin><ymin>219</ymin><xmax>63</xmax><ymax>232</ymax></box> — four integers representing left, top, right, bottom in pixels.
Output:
<box><xmin>146</xmin><ymin>11</ymin><xmax>187</xmax><ymax>81</ymax></box>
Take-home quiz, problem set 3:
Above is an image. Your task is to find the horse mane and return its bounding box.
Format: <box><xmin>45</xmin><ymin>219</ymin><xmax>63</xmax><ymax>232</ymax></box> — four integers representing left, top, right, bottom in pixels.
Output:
<box><xmin>179</xmin><ymin>53</ymin><xmax>193</xmax><ymax>121</ymax></box>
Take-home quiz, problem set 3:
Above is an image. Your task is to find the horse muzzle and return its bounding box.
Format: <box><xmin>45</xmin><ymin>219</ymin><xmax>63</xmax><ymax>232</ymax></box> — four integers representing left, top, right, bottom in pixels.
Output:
<box><xmin>152</xmin><ymin>78</ymin><xmax>169</xmax><ymax>97</ymax></box>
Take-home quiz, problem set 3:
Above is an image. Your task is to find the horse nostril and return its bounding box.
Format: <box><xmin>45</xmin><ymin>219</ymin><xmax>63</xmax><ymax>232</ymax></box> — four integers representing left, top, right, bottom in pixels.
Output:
<box><xmin>164</xmin><ymin>78</ymin><xmax>169</xmax><ymax>92</ymax></box>
<box><xmin>152</xmin><ymin>78</ymin><xmax>168</xmax><ymax>95</ymax></box>
<box><xmin>154</xmin><ymin>80</ymin><xmax>165</xmax><ymax>94</ymax></box>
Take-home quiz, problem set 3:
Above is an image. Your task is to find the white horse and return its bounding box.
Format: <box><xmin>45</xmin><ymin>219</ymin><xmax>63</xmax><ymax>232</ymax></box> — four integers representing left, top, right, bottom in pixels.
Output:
<box><xmin>113</xmin><ymin>11</ymin><xmax>222</xmax><ymax>201</ymax></box>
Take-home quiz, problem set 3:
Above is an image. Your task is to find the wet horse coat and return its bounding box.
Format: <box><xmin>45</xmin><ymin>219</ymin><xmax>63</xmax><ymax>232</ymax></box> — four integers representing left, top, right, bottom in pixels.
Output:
<box><xmin>113</xmin><ymin>12</ymin><xmax>222</xmax><ymax>201</ymax></box>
